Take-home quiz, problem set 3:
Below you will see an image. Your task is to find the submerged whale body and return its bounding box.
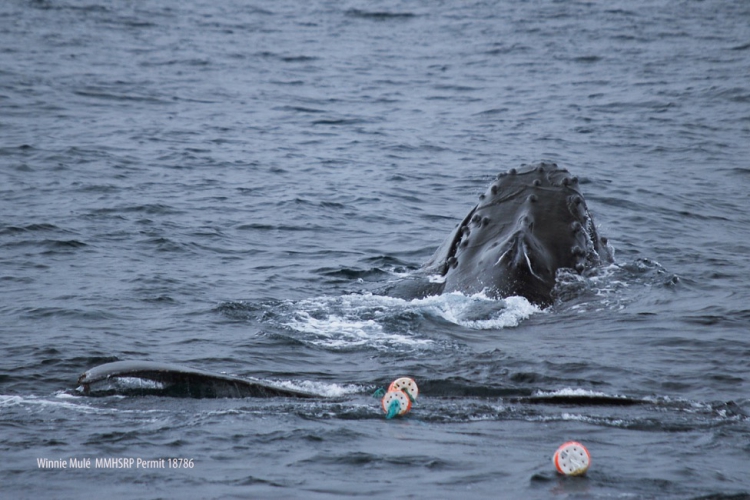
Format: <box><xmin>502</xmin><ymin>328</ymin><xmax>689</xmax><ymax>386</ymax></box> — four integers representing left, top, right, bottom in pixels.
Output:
<box><xmin>77</xmin><ymin>360</ymin><xmax>318</xmax><ymax>398</ymax></box>
<box><xmin>388</xmin><ymin>162</ymin><xmax>613</xmax><ymax>305</ymax></box>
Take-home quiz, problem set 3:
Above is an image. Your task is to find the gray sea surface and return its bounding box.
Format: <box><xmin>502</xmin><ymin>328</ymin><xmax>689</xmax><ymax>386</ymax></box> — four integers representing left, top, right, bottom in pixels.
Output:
<box><xmin>1</xmin><ymin>0</ymin><xmax>749</xmax><ymax>498</ymax></box>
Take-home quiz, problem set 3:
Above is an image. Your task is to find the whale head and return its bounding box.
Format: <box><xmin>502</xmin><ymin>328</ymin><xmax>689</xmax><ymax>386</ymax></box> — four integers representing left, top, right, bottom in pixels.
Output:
<box><xmin>424</xmin><ymin>162</ymin><xmax>612</xmax><ymax>305</ymax></box>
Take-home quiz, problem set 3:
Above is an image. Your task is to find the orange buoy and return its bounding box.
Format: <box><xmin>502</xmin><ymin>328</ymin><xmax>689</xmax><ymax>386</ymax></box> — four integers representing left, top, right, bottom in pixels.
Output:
<box><xmin>553</xmin><ymin>441</ymin><xmax>591</xmax><ymax>476</ymax></box>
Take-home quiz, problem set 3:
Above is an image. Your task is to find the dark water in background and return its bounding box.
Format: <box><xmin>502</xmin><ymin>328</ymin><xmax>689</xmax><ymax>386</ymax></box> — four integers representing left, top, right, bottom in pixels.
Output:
<box><xmin>2</xmin><ymin>0</ymin><xmax>750</xmax><ymax>498</ymax></box>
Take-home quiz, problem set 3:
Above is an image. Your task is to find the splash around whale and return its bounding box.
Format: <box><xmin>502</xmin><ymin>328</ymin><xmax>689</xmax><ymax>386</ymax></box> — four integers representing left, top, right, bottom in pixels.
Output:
<box><xmin>386</xmin><ymin>161</ymin><xmax>614</xmax><ymax>305</ymax></box>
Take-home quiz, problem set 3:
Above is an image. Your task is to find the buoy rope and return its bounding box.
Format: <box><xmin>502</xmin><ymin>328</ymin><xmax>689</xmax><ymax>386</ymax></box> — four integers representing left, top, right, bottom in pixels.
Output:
<box><xmin>385</xmin><ymin>398</ymin><xmax>401</xmax><ymax>419</ymax></box>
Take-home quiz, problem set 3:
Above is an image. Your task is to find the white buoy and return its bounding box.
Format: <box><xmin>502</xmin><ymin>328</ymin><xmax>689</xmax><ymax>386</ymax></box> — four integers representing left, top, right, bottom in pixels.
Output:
<box><xmin>381</xmin><ymin>389</ymin><xmax>412</xmax><ymax>418</ymax></box>
<box><xmin>388</xmin><ymin>377</ymin><xmax>419</xmax><ymax>401</ymax></box>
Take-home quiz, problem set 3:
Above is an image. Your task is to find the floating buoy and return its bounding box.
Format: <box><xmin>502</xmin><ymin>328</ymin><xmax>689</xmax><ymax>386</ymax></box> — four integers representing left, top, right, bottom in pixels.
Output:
<box><xmin>553</xmin><ymin>441</ymin><xmax>590</xmax><ymax>476</ymax></box>
<box><xmin>388</xmin><ymin>377</ymin><xmax>419</xmax><ymax>402</ymax></box>
<box><xmin>381</xmin><ymin>389</ymin><xmax>411</xmax><ymax>419</ymax></box>
<box><xmin>379</xmin><ymin>377</ymin><xmax>418</xmax><ymax>419</ymax></box>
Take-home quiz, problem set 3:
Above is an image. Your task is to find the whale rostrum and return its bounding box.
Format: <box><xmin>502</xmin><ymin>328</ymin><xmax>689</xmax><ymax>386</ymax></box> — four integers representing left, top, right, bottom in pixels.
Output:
<box><xmin>388</xmin><ymin>162</ymin><xmax>613</xmax><ymax>305</ymax></box>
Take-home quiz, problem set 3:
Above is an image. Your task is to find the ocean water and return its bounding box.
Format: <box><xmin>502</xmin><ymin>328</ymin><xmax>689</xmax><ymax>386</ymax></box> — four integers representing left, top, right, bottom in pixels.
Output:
<box><xmin>1</xmin><ymin>0</ymin><xmax>749</xmax><ymax>498</ymax></box>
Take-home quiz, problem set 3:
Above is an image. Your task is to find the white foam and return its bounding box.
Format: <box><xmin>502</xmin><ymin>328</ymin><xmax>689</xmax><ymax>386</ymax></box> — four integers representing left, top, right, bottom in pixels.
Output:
<box><xmin>276</xmin><ymin>291</ymin><xmax>539</xmax><ymax>351</ymax></box>
<box><xmin>0</xmin><ymin>394</ymin><xmax>107</xmax><ymax>414</ymax></box>
<box><xmin>285</xmin><ymin>308</ymin><xmax>431</xmax><ymax>350</ymax></box>
<box><xmin>271</xmin><ymin>379</ymin><xmax>363</xmax><ymax>398</ymax></box>
<box><xmin>534</xmin><ymin>388</ymin><xmax>611</xmax><ymax>398</ymax></box>
<box><xmin>385</xmin><ymin>291</ymin><xmax>539</xmax><ymax>329</ymax></box>
<box><xmin>54</xmin><ymin>391</ymin><xmax>80</xmax><ymax>399</ymax></box>
<box><xmin>278</xmin><ymin>294</ymin><xmax>430</xmax><ymax>351</ymax></box>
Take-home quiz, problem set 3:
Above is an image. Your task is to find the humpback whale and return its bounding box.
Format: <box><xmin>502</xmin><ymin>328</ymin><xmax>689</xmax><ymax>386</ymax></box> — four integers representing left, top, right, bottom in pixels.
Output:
<box><xmin>387</xmin><ymin>162</ymin><xmax>613</xmax><ymax>305</ymax></box>
<box><xmin>76</xmin><ymin>162</ymin><xmax>613</xmax><ymax>398</ymax></box>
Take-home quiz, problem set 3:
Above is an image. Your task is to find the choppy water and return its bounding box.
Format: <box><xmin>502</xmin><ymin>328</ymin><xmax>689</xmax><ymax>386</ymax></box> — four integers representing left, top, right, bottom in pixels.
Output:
<box><xmin>2</xmin><ymin>0</ymin><xmax>750</xmax><ymax>498</ymax></box>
